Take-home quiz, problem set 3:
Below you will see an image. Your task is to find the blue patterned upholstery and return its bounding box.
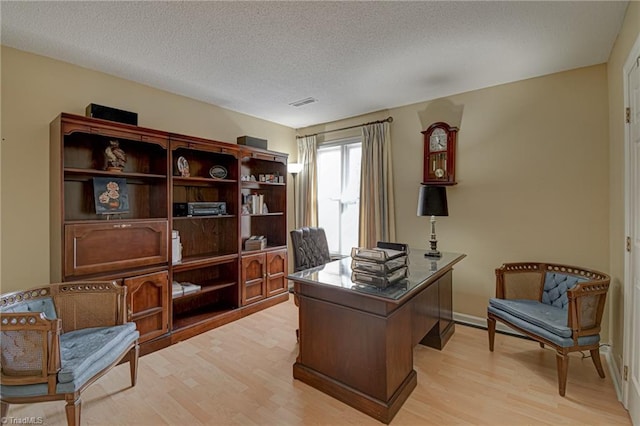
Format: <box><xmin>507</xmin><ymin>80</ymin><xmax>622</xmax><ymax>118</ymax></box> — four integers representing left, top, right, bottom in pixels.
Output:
<box><xmin>542</xmin><ymin>272</ymin><xmax>587</xmax><ymax>309</ymax></box>
<box><xmin>0</xmin><ymin>297</ymin><xmax>57</xmax><ymax>320</ymax></box>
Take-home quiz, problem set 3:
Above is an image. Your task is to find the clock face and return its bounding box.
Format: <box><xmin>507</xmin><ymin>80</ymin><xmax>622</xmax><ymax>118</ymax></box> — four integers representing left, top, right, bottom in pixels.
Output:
<box><xmin>429</xmin><ymin>128</ymin><xmax>447</xmax><ymax>152</ymax></box>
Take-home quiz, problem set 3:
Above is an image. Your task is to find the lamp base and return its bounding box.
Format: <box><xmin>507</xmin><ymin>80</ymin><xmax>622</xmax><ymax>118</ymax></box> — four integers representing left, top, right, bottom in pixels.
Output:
<box><xmin>424</xmin><ymin>250</ymin><xmax>442</xmax><ymax>258</ymax></box>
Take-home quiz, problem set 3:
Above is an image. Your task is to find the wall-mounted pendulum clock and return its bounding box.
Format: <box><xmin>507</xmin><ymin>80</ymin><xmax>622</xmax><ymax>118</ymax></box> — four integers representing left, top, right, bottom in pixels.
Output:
<box><xmin>422</xmin><ymin>122</ymin><xmax>459</xmax><ymax>185</ymax></box>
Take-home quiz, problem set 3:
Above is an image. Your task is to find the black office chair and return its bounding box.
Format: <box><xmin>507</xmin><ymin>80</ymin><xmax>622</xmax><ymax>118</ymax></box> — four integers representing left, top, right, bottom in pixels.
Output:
<box><xmin>290</xmin><ymin>227</ymin><xmax>332</xmax><ymax>272</ymax></box>
<box><xmin>289</xmin><ymin>227</ymin><xmax>333</xmax><ymax>341</ymax></box>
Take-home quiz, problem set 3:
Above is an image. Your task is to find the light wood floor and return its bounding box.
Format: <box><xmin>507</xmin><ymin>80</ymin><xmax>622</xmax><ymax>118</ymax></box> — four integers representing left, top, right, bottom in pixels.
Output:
<box><xmin>6</xmin><ymin>297</ymin><xmax>631</xmax><ymax>425</ymax></box>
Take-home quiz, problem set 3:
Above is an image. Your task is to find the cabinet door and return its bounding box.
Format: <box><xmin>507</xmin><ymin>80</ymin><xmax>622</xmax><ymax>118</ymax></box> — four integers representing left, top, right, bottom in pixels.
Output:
<box><xmin>124</xmin><ymin>271</ymin><xmax>169</xmax><ymax>343</ymax></box>
<box><xmin>266</xmin><ymin>249</ymin><xmax>287</xmax><ymax>297</ymax></box>
<box><xmin>241</xmin><ymin>253</ymin><xmax>266</xmax><ymax>305</ymax></box>
<box><xmin>64</xmin><ymin>220</ymin><xmax>168</xmax><ymax>278</ymax></box>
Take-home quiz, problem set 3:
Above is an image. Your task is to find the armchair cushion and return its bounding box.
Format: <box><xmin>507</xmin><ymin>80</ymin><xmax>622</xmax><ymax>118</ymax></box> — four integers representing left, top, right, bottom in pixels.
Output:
<box><xmin>489</xmin><ymin>298</ymin><xmax>572</xmax><ymax>338</ymax></box>
<box><xmin>58</xmin><ymin>323</ymin><xmax>137</xmax><ymax>384</ymax></box>
<box><xmin>542</xmin><ymin>272</ymin><xmax>587</xmax><ymax>308</ymax></box>
<box><xmin>488</xmin><ymin>300</ymin><xmax>599</xmax><ymax>348</ymax></box>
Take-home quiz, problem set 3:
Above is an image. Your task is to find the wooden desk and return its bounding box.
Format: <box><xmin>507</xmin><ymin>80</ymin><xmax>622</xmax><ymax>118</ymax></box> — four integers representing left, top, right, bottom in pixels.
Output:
<box><xmin>288</xmin><ymin>251</ymin><xmax>466</xmax><ymax>424</ymax></box>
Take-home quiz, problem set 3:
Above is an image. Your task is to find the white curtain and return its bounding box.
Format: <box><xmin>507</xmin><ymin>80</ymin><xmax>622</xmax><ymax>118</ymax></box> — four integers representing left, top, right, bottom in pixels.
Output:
<box><xmin>296</xmin><ymin>135</ymin><xmax>318</xmax><ymax>228</ymax></box>
<box><xmin>359</xmin><ymin>122</ymin><xmax>396</xmax><ymax>247</ymax></box>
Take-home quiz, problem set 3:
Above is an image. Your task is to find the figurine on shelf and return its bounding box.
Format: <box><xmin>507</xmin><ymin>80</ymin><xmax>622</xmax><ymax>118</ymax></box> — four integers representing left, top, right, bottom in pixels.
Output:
<box><xmin>104</xmin><ymin>140</ymin><xmax>126</xmax><ymax>171</ymax></box>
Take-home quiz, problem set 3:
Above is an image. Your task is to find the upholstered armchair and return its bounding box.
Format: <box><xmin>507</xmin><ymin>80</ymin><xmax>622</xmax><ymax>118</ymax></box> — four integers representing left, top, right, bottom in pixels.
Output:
<box><xmin>487</xmin><ymin>262</ymin><xmax>610</xmax><ymax>396</ymax></box>
<box><xmin>0</xmin><ymin>281</ymin><xmax>139</xmax><ymax>426</ymax></box>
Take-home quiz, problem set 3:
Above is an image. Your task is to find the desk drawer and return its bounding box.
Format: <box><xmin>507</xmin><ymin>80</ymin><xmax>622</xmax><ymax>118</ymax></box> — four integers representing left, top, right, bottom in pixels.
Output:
<box><xmin>64</xmin><ymin>220</ymin><xmax>168</xmax><ymax>277</ymax></box>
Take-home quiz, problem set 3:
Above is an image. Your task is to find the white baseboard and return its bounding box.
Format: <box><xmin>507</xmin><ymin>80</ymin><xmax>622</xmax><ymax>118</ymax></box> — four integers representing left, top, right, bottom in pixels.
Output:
<box><xmin>453</xmin><ymin>311</ymin><xmax>625</xmax><ymax>402</ymax></box>
<box><xmin>453</xmin><ymin>311</ymin><xmax>524</xmax><ymax>337</ymax></box>
<box><xmin>603</xmin><ymin>346</ymin><xmax>624</xmax><ymax>401</ymax></box>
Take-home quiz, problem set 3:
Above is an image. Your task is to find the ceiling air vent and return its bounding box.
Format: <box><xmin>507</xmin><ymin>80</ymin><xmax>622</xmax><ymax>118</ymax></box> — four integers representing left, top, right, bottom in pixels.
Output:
<box><xmin>289</xmin><ymin>97</ymin><xmax>318</xmax><ymax>107</ymax></box>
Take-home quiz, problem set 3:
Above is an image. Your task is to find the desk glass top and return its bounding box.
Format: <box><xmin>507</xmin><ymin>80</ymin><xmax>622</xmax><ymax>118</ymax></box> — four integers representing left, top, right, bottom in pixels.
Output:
<box><xmin>287</xmin><ymin>250</ymin><xmax>465</xmax><ymax>301</ymax></box>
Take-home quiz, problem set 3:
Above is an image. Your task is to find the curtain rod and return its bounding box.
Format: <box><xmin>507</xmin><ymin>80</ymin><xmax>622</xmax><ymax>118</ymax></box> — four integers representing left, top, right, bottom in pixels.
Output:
<box><xmin>297</xmin><ymin>116</ymin><xmax>393</xmax><ymax>139</ymax></box>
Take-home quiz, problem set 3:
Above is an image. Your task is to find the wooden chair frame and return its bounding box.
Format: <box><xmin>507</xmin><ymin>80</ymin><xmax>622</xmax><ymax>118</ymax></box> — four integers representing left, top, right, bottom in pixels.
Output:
<box><xmin>487</xmin><ymin>262</ymin><xmax>610</xmax><ymax>396</ymax></box>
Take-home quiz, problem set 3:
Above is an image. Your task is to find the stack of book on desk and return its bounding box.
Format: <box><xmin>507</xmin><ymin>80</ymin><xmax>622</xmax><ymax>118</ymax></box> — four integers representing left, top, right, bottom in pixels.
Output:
<box><xmin>350</xmin><ymin>242</ymin><xmax>409</xmax><ymax>289</ymax></box>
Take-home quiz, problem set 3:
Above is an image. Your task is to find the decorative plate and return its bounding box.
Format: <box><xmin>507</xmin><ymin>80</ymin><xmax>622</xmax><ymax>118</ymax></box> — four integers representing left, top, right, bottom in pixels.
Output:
<box><xmin>209</xmin><ymin>165</ymin><xmax>228</xmax><ymax>179</ymax></box>
<box><xmin>177</xmin><ymin>156</ymin><xmax>190</xmax><ymax>177</ymax></box>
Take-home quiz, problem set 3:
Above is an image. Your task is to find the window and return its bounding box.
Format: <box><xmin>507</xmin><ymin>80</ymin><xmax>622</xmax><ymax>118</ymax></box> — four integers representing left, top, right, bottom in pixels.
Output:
<box><xmin>317</xmin><ymin>137</ymin><xmax>361</xmax><ymax>256</ymax></box>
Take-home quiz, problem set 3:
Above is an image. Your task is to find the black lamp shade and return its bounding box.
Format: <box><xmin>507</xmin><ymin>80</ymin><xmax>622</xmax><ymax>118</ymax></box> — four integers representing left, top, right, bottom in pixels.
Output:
<box><xmin>417</xmin><ymin>185</ymin><xmax>448</xmax><ymax>217</ymax></box>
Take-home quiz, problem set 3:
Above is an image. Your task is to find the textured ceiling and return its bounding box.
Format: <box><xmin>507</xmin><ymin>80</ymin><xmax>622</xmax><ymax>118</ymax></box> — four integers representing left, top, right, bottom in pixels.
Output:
<box><xmin>1</xmin><ymin>1</ymin><xmax>629</xmax><ymax>129</ymax></box>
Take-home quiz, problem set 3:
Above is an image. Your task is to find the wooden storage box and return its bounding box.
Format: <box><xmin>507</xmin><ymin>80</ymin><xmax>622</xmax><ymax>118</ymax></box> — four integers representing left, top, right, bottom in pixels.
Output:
<box><xmin>245</xmin><ymin>238</ymin><xmax>267</xmax><ymax>251</ymax></box>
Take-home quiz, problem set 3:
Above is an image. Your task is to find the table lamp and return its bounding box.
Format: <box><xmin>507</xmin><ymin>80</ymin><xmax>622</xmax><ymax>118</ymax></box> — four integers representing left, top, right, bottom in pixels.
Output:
<box><xmin>417</xmin><ymin>185</ymin><xmax>448</xmax><ymax>257</ymax></box>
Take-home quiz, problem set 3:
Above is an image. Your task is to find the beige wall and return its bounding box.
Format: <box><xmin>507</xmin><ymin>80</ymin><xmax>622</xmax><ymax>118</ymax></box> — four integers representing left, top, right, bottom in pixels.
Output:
<box><xmin>607</xmin><ymin>0</ymin><xmax>640</xmax><ymax>382</ymax></box>
<box><xmin>0</xmin><ymin>46</ymin><xmax>297</xmax><ymax>293</ymax></box>
<box><xmin>301</xmin><ymin>64</ymin><xmax>611</xmax><ymax>338</ymax></box>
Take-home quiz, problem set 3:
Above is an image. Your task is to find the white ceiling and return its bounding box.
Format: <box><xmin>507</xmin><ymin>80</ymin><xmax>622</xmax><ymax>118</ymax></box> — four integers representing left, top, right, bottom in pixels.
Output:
<box><xmin>1</xmin><ymin>1</ymin><xmax>629</xmax><ymax>129</ymax></box>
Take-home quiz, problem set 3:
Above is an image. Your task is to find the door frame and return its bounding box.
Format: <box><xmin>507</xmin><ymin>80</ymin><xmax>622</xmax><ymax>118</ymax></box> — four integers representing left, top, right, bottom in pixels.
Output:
<box><xmin>622</xmin><ymin>33</ymin><xmax>640</xmax><ymax>414</ymax></box>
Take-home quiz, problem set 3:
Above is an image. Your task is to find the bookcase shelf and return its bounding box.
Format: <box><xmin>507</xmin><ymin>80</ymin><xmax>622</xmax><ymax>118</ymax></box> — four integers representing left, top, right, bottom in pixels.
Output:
<box><xmin>64</xmin><ymin>168</ymin><xmax>167</xmax><ymax>179</ymax></box>
<box><xmin>171</xmin><ymin>305</ymin><xmax>237</xmax><ymax>332</ymax></box>
<box><xmin>172</xmin><ymin>280</ymin><xmax>237</xmax><ymax>301</ymax></box>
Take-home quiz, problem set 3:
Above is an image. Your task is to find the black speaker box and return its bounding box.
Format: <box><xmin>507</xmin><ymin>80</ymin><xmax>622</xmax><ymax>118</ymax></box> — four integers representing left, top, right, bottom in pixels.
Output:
<box><xmin>237</xmin><ymin>136</ymin><xmax>267</xmax><ymax>150</ymax></box>
<box><xmin>86</xmin><ymin>104</ymin><xmax>138</xmax><ymax>126</ymax></box>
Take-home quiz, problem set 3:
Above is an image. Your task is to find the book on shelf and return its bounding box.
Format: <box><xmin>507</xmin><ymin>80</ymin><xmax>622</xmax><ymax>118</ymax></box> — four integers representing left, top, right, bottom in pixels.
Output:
<box><xmin>181</xmin><ymin>282</ymin><xmax>201</xmax><ymax>295</ymax></box>
<box><xmin>172</xmin><ymin>282</ymin><xmax>183</xmax><ymax>298</ymax></box>
<box><xmin>245</xmin><ymin>193</ymin><xmax>265</xmax><ymax>214</ymax></box>
<box><xmin>172</xmin><ymin>281</ymin><xmax>201</xmax><ymax>298</ymax></box>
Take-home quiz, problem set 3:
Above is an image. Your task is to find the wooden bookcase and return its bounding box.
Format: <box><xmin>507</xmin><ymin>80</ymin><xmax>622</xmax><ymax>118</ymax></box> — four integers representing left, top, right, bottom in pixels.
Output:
<box><xmin>239</xmin><ymin>150</ymin><xmax>288</xmax><ymax>305</ymax></box>
<box><xmin>50</xmin><ymin>113</ymin><xmax>289</xmax><ymax>352</ymax></box>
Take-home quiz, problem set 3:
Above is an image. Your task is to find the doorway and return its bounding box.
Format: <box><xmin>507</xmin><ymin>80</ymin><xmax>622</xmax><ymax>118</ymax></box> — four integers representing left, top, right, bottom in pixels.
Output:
<box><xmin>623</xmin><ymin>34</ymin><xmax>640</xmax><ymax>425</ymax></box>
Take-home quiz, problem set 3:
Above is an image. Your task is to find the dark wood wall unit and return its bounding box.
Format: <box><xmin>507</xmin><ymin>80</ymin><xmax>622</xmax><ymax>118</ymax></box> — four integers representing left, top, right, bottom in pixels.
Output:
<box><xmin>50</xmin><ymin>112</ymin><xmax>288</xmax><ymax>354</ymax></box>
